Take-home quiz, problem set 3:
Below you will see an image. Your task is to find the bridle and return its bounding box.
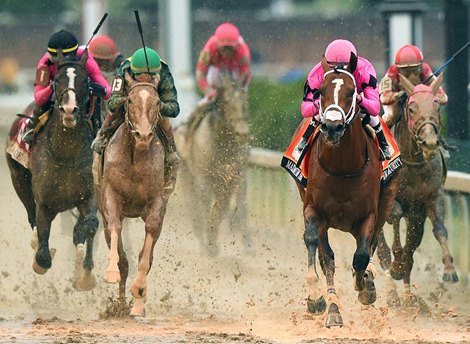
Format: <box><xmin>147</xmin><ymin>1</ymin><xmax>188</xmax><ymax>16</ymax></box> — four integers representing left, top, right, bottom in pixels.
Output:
<box><xmin>125</xmin><ymin>82</ymin><xmax>161</xmax><ymax>135</ymax></box>
<box><xmin>319</xmin><ymin>68</ymin><xmax>358</xmax><ymax>127</ymax></box>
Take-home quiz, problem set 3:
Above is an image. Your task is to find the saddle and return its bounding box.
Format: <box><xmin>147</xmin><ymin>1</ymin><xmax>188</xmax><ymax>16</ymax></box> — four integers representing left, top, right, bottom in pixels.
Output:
<box><xmin>281</xmin><ymin>117</ymin><xmax>402</xmax><ymax>187</ymax></box>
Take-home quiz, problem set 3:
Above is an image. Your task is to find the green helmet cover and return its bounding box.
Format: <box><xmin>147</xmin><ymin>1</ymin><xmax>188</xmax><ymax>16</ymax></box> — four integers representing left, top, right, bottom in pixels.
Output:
<box><xmin>131</xmin><ymin>47</ymin><xmax>161</xmax><ymax>75</ymax></box>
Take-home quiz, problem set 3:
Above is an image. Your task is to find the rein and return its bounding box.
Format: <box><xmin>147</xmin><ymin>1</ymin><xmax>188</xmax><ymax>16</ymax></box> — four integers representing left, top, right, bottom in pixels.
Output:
<box><xmin>316</xmin><ymin>128</ymin><xmax>370</xmax><ymax>178</ymax></box>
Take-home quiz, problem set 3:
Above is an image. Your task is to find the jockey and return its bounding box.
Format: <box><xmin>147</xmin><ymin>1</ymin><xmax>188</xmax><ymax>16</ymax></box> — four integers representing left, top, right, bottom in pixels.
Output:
<box><xmin>91</xmin><ymin>47</ymin><xmax>180</xmax><ymax>191</ymax></box>
<box><xmin>89</xmin><ymin>35</ymin><xmax>125</xmax><ymax>84</ymax></box>
<box><xmin>192</xmin><ymin>22</ymin><xmax>251</xmax><ymax>114</ymax></box>
<box><xmin>380</xmin><ymin>44</ymin><xmax>448</xmax><ymax>126</ymax></box>
<box><xmin>300</xmin><ymin>39</ymin><xmax>392</xmax><ymax>160</ymax></box>
<box><xmin>23</xmin><ymin>30</ymin><xmax>111</xmax><ymax>145</ymax></box>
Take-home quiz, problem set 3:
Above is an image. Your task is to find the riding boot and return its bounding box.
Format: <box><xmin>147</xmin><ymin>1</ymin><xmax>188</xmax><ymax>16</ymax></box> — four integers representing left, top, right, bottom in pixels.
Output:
<box><xmin>293</xmin><ymin>118</ymin><xmax>318</xmax><ymax>161</ymax></box>
<box><xmin>161</xmin><ymin>118</ymin><xmax>180</xmax><ymax>194</ymax></box>
<box><xmin>91</xmin><ymin>110</ymin><xmax>124</xmax><ymax>154</ymax></box>
<box><xmin>373</xmin><ymin>122</ymin><xmax>392</xmax><ymax>161</ymax></box>
<box><xmin>23</xmin><ymin>104</ymin><xmax>48</xmax><ymax>145</ymax></box>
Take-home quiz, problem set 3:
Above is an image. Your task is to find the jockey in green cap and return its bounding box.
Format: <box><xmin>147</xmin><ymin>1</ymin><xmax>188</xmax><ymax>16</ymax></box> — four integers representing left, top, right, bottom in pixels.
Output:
<box><xmin>92</xmin><ymin>46</ymin><xmax>180</xmax><ymax>192</ymax></box>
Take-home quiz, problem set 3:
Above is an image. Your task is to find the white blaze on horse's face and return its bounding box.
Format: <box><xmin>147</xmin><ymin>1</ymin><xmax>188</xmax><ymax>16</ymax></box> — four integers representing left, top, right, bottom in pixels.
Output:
<box><xmin>332</xmin><ymin>78</ymin><xmax>344</xmax><ymax>105</ymax></box>
<box><xmin>63</xmin><ymin>67</ymin><xmax>77</xmax><ymax>115</ymax></box>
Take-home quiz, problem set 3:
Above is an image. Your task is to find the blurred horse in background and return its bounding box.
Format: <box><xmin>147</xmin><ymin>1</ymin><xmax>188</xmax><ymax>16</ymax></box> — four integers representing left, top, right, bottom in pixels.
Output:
<box><xmin>175</xmin><ymin>72</ymin><xmax>251</xmax><ymax>256</ymax></box>
<box><xmin>93</xmin><ymin>72</ymin><xmax>170</xmax><ymax>317</ymax></box>
<box><xmin>5</xmin><ymin>50</ymin><xmax>98</xmax><ymax>290</ymax></box>
<box><xmin>295</xmin><ymin>55</ymin><xmax>399</xmax><ymax>327</ymax></box>
<box><xmin>376</xmin><ymin>73</ymin><xmax>458</xmax><ymax>307</ymax></box>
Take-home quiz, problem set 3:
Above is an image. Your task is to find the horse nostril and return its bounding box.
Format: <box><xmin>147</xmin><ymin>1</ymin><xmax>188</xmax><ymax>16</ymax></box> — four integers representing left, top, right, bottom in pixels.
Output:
<box><xmin>336</xmin><ymin>125</ymin><xmax>344</xmax><ymax>133</ymax></box>
<box><xmin>134</xmin><ymin>131</ymin><xmax>141</xmax><ymax>139</ymax></box>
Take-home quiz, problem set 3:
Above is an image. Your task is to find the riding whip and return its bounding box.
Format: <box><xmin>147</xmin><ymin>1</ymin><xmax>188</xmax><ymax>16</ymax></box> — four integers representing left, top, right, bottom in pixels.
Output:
<box><xmin>423</xmin><ymin>40</ymin><xmax>470</xmax><ymax>84</ymax></box>
<box><xmin>83</xmin><ymin>13</ymin><xmax>109</xmax><ymax>50</ymax></box>
<box><xmin>134</xmin><ymin>10</ymin><xmax>150</xmax><ymax>73</ymax></box>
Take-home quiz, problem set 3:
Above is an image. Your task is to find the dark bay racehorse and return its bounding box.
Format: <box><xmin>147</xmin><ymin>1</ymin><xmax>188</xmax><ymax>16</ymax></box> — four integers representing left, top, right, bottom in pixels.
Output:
<box><xmin>5</xmin><ymin>50</ymin><xmax>98</xmax><ymax>290</ymax></box>
<box><xmin>297</xmin><ymin>55</ymin><xmax>399</xmax><ymax>327</ymax></box>
<box><xmin>175</xmin><ymin>72</ymin><xmax>251</xmax><ymax>256</ymax></box>
<box><xmin>93</xmin><ymin>72</ymin><xmax>169</xmax><ymax>317</ymax></box>
<box><xmin>376</xmin><ymin>73</ymin><xmax>458</xmax><ymax>306</ymax></box>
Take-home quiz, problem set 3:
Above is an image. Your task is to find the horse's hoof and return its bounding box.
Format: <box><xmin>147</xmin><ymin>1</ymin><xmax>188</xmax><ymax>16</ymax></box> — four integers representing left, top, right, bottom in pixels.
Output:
<box><xmin>32</xmin><ymin>259</ymin><xmax>48</xmax><ymax>275</ymax></box>
<box><xmin>386</xmin><ymin>290</ymin><xmax>401</xmax><ymax>308</ymax></box>
<box><xmin>307</xmin><ymin>296</ymin><xmax>326</xmax><ymax>314</ymax></box>
<box><xmin>130</xmin><ymin>298</ymin><xmax>146</xmax><ymax>317</ymax></box>
<box><xmin>358</xmin><ymin>275</ymin><xmax>377</xmax><ymax>305</ymax></box>
<box><xmin>73</xmin><ymin>272</ymin><xmax>96</xmax><ymax>291</ymax></box>
<box><xmin>105</xmin><ymin>270</ymin><xmax>121</xmax><ymax>284</ymax></box>
<box><xmin>443</xmin><ymin>271</ymin><xmax>459</xmax><ymax>283</ymax></box>
<box><xmin>325</xmin><ymin>303</ymin><xmax>343</xmax><ymax>328</ymax></box>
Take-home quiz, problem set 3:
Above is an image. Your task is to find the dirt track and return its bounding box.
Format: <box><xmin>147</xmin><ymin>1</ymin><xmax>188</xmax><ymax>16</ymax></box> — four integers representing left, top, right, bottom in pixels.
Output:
<box><xmin>0</xmin><ymin>118</ymin><xmax>469</xmax><ymax>343</ymax></box>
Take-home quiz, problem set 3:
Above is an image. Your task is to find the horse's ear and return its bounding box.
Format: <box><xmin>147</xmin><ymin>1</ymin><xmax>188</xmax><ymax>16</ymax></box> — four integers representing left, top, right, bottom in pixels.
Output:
<box><xmin>124</xmin><ymin>70</ymin><xmax>135</xmax><ymax>87</ymax></box>
<box><xmin>347</xmin><ymin>52</ymin><xmax>357</xmax><ymax>73</ymax></box>
<box><xmin>398</xmin><ymin>73</ymin><xmax>415</xmax><ymax>95</ymax></box>
<box><xmin>321</xmin><ymin>55</ymin><xmax>330</xmax><ymax>72</ymax></box>
<box><xmin>430</xmin><ymin>73</ymin><xmax>443</xmax><ymax>95</ymax></box>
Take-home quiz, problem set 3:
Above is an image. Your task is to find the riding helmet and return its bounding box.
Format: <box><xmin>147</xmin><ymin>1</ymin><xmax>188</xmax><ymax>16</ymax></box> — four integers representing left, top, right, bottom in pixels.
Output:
<box><xmin>214</xmin><ymin>22</ymin><xmax>240</xmax><ymax>47</ymax></box>
<box><xmin>130</xmin><ymin>47</ymin><xmax>161</xmax><ymax>75</ymax></box>
<box><xmin>395</xmin><ymin>44</ymin><xmax>423</xmax><ymax>68</ymax></box>
<box><xmin>89</xmin><ymin>35</ymin><xmax>118</xmax><ymax>60</ymax></box>
<box><xmin>47</xmin><ymin>30</ymin><xmax>79</xmax><ymax>55</ymax></box>
<box><xmin>324</xmin><ymin>39</ymin><xmax>357</xmax><ymax>64</ymax></box>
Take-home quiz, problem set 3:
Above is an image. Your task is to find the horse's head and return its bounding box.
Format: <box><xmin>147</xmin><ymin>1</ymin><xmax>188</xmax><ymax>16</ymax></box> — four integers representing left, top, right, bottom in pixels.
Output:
<box><xmin>54</xmin><ymin>49</ymin><xmax>89</xmax><ymax>128</ymax></box>
<box><xmin>214</xmin><ymin>72</ymin><xmax>250</xmax><ymax>143</ymax></box>
<box><xmin>399</xmin><ymin>73</ymin><xmax>443</xmax><ymax>161</ymax></box>
<box><xmin>124</xmin><ymin>72</ymin><xmax>161</xmax><ymax>151</ymax></box>
<box><xmin>318</xmin><ymin>53</ymin><xmax>358</xmax><ymax>144</ymax></box>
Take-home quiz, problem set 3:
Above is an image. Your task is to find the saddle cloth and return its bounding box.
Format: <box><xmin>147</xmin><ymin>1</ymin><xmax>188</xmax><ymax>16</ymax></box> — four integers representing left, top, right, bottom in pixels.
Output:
<box><xmin>281</xmin><ymin>116</ymin><xmax>402</xmax><ymax>187</ymax></box>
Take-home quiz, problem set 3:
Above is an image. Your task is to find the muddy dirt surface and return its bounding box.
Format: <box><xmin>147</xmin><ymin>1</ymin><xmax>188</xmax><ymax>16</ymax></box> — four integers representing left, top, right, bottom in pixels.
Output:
<box><xmin>0</xmin><ymin>108</ymin><xmax>469</xmax><ymax>343</ymax></box>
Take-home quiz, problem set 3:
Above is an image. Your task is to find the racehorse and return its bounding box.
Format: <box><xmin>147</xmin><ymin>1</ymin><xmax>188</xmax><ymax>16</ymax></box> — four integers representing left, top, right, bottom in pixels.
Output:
<box><xmin>93</xmin><ymin>72</ymin><xmax>169</xmax><ymax>317</ymax></box>
<box><xmin>5</xmin><ymin>50</ymin><xmax>98</xmax><ymax>290</ymax></box>
<box><xmin>376</xmin><ymin>73</ymin><xmax>458</xmax><ymax>306</ymax></box>
<box><xmin>174</xmin><ymin>72</ymin><xmax>251</xmax><ymax>256</ymax></box>
<box><xmin>297</xmin><ymin>55</ymin><xmax>399</xmax><ymax>327</ymax></box>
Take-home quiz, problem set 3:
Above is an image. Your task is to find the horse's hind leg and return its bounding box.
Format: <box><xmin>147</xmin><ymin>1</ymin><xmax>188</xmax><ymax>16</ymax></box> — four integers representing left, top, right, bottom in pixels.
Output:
<box><xmin>428</xmin><ymin>190</ymin><xmax>458</xmax><ymax>283</ymax></box>
<box><xmin>72</xmin><ymin>202</ymin><xmax>99</xmax><ymax>291</ymax></box>
<box><xmin>6</xmin><ymin>156</ymin><xmax>36</xmax><ymax>229</ymax></box>
<box><xmin>130</xmin><ymin>199</ymin><xmax>164</xmax><ymax>317</ymax></box>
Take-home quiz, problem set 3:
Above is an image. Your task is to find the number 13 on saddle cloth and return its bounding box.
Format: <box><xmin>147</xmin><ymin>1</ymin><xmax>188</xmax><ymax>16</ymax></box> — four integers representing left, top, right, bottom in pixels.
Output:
<box><xmin>281</xmin><ymin>116</ymin><xmax>402</xmax><ymax>187</ymax></box>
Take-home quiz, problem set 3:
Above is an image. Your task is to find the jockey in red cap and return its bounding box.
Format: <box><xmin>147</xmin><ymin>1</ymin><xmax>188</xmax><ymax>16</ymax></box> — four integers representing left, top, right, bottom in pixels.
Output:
<box><xmin>380</xmin><ymin>44</ymin><xmax>448</xmax><ymax>126</ymax></box>
<box><xmin>89</xmin><ymin>35</ymin><xmax>125</xmax><ymax>84</ymax></box>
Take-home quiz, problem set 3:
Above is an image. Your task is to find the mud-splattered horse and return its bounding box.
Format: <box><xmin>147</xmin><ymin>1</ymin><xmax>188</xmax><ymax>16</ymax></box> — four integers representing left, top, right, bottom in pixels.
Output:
<box><xmin>295</xmin><ymin>54</ymin><xmax>399</xmax><ymax>327</ymax></box>
<box><xmin>93</xmin><ymin>72</ymin><xmax>170</xmax><ymax>316</ymax></box>
<box><xmin>376</xmin><ymin>73</ymin><xmax>458</xmax><ymax>306</ymax></box>
<box><xmin>175</xmin><ymin>72</ymin><xmax>251</xmax><ymax>256</ymax></box>
<box><xmin>5</xmin><ymin>50</ymin><xmax>98</xmax><ymax>290</ymax></box>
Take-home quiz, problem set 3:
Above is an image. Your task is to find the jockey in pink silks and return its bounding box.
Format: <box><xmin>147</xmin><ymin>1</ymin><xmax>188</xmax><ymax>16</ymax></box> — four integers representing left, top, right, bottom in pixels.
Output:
<box><xmin>24</xmin><ymin>29</ymin><xmax>111</xmax><ymax>144</ymax></box>
<box><xmin>299</xmin><ymin>39</ymin><xmax>391</xmax><ymax>160</ymax></box>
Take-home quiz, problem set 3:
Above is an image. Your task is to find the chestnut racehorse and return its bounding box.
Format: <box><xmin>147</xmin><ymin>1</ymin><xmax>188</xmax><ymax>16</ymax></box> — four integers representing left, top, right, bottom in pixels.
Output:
<box><xmin>376</xmin><ymin>73</ymin><xmax>458</xmax><ymax>306</ymax></box>
<box><xmin>5</xmin><ymin>50</ymin><xmax>98</xmax><ymax>290</ymax></box>
<box><xmin>93</xmin><ymin>72</ymin><xmax>170</xmax><ymax>317</ymax></box>
<box><xmin>297</xmin><ymin>54</ymin><xmax>399</xmax><ymax>327</ymax></box>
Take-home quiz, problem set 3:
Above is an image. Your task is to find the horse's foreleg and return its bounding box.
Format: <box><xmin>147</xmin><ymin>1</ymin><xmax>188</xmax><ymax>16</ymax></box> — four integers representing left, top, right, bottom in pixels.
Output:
<box><xmin>303</xmin><ymin>211</ymin><xmax>326</xmax><ymax>315</ymax></box>
<box><xmin>376</xmin><ymin>227</ymin><xmax>400</xmax><ymax>306</ymax></box>
<box><xmin>33</xmin><ymin>205</ymin><xmax>57</xmax><ymax>274</ymax></box>
<box><xmin>130</xmin><ymin>200</ymin><xmax>164</xmax><ymax>317</ymax></box>
<box><xmin>208</xmin><ymin>191</ymin><xmax>231</xmax><ymax>256</ymax></box>
<box><xmin>72</xmin><ymin>203</ymin><xmax>99</xmax><ymax>291</ymax></box>
<box><xmin>231</xmin><ymin>177</ymin><xmax>252</xmax><ymax>253</ymax></box>
<box><xmin>428</xmin><ymin>190</ymin><xmax>458</xmax><ymax>283</ymax></box>
<box><xmin>390</xmin><ymin>202</ymin><xmax>405</xmax><ymax>280</ymax></box>
<box><xmin>401</xmin><ymin>212</ymin><xmax>426</xmax><ymax>285</ymax></box>
<box><xmin>317</xmin><ymin>229</ymin><xmax>343</xmax><ymax>328</ymax></box>
<box><xmin>103</xmin><ymin>191</ymin><xmax>124</xmax><ymax>285</ymax></box>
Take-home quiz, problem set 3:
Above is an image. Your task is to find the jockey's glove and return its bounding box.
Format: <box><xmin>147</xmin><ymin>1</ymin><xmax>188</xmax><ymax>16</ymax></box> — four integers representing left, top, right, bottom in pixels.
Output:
<box><xmin>395</xmin><ymin>91</ymin><xmax>407</xmax><ymax>104</ymax></box>
<box><xmin>89</xmin><ymin>82</ymin><xmax>107</xmax><ymax>97</ymax></box>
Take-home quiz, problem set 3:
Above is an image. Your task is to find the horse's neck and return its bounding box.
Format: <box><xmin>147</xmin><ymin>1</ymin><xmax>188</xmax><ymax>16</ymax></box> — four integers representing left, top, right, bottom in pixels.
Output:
<box><xmin>318</xmin><ymin>119</ymin><xmax>367</xmax><ymax>170</ymax></box>
<box><xmin>44</xmin><ymin>110</ymin><xmax>92</xmax><ymax>161</ymax></box>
